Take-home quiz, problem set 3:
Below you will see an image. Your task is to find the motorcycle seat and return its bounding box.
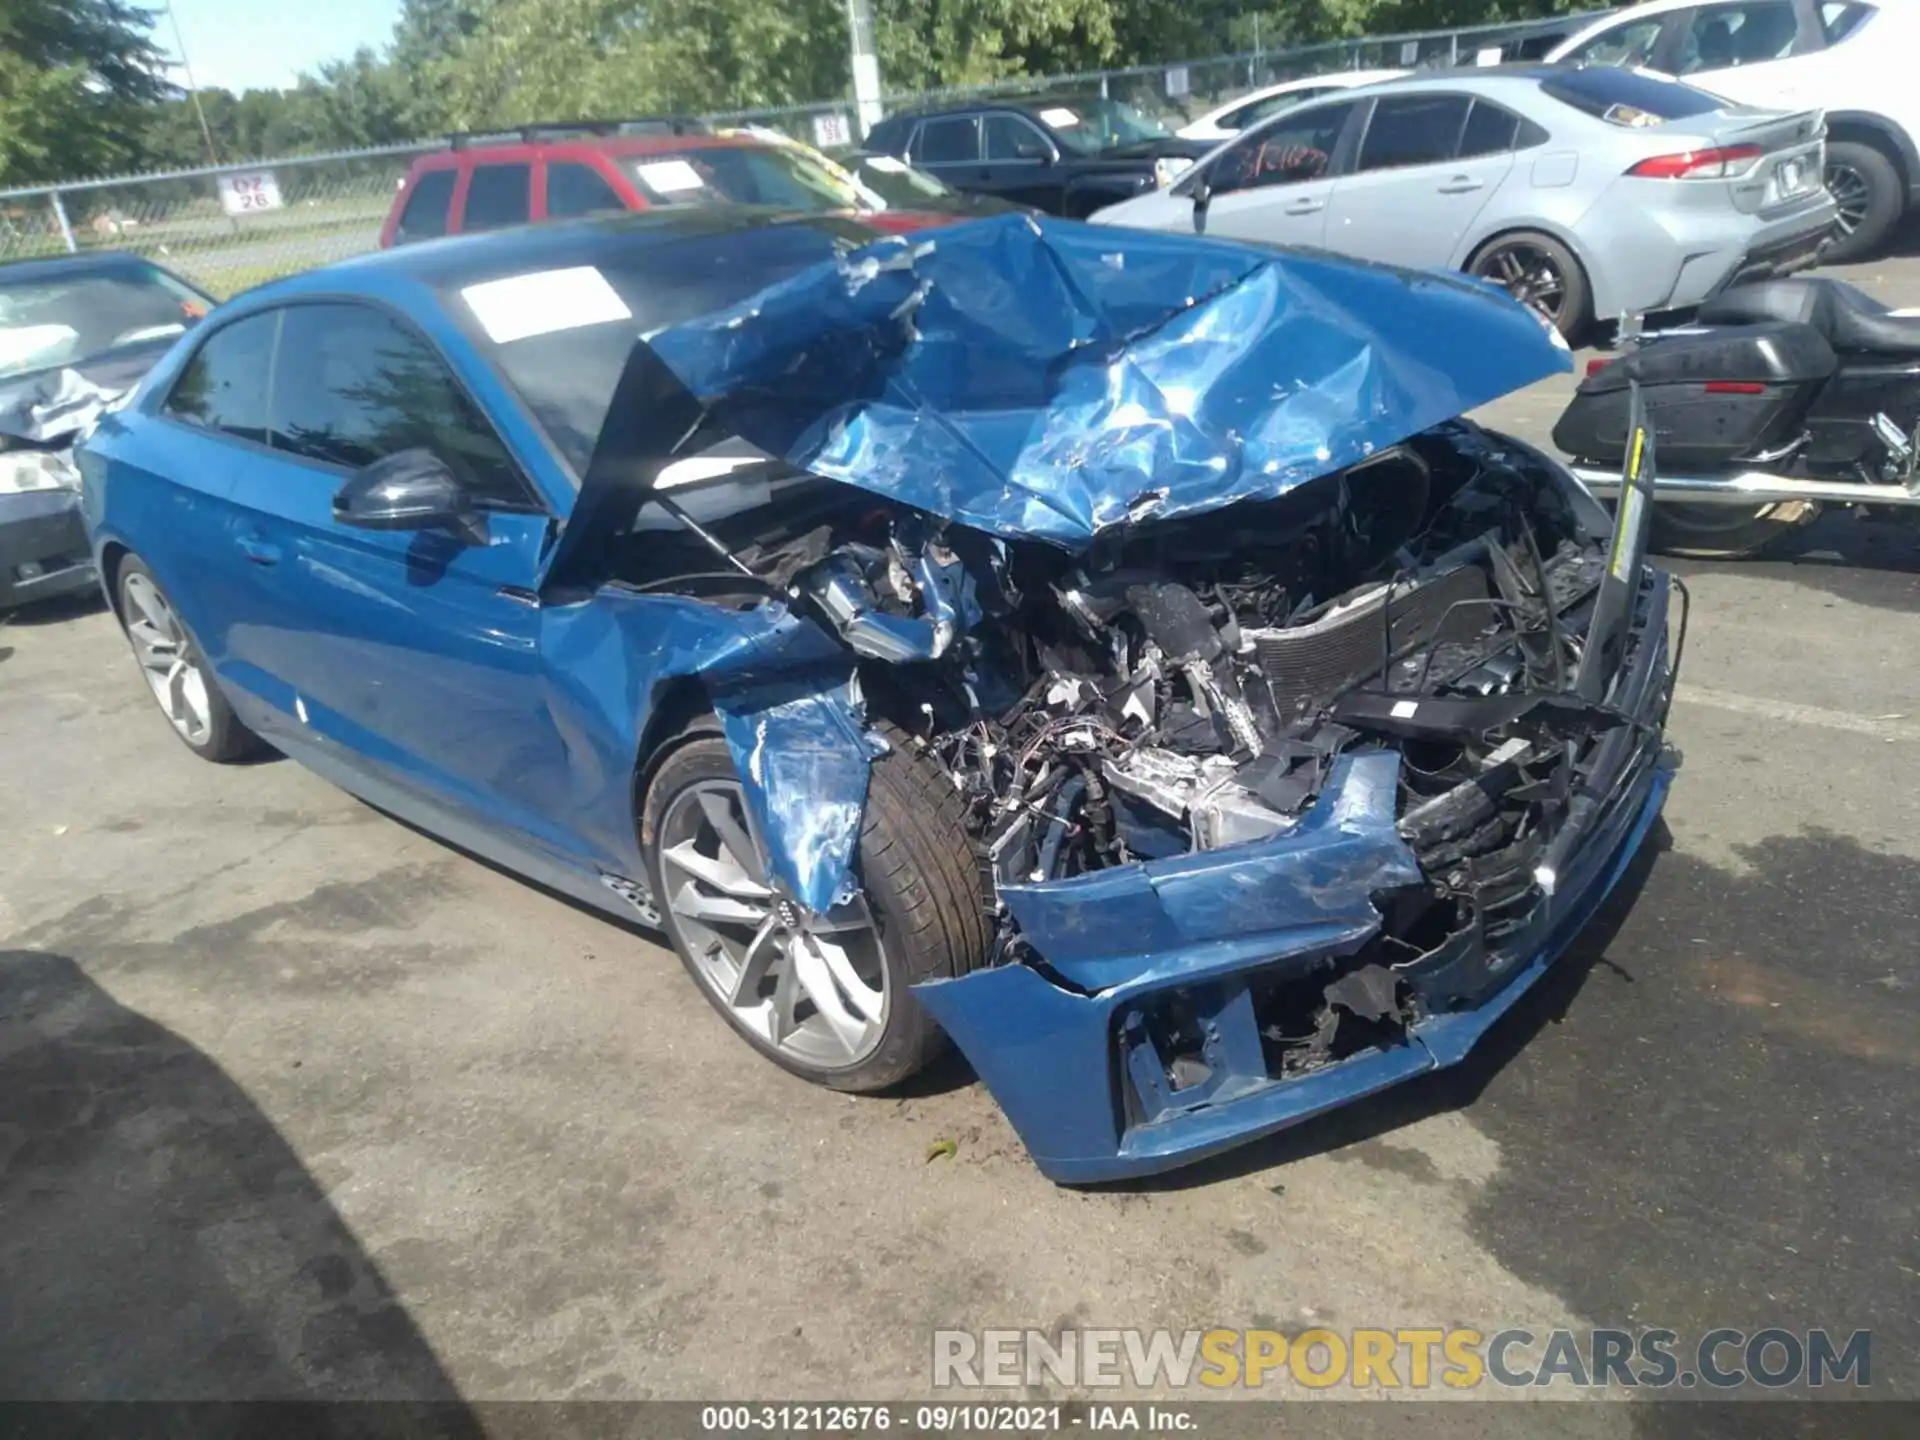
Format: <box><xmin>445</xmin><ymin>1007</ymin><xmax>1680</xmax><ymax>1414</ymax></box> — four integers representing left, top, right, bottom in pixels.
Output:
<box><xmin>1698</xmin><ymin>278</ymin><xmax>1920</xmax><ymax>357</ymax></box>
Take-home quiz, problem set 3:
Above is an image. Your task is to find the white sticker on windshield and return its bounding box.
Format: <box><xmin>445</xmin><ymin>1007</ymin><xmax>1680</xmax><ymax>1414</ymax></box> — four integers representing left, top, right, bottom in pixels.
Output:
<box><xmin>863</xmin><ymin>154</ymin><xmax>909</xmax><ymax>173</ymax></box>
<box><xmin>460</xmin><ymin>266</ymin><xmax>632</xmax><ymax>345</ymax></box>
<box><xmin>636</xmin><ymin>159</ymin><xmax>706</xmax><ymax>193</ymax></box>
<box><xmin>1039</xmin><ymin>107</ymin><xmax>1081</xmax><ymax>128</ymax></box>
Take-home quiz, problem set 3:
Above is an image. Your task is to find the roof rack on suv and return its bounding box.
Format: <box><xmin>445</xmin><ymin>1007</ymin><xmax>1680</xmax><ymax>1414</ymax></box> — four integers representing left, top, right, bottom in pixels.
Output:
<box><xmin>447</xmin><ymin>116</ymin><xmax>712</xmax><ymax>149</ymax></box>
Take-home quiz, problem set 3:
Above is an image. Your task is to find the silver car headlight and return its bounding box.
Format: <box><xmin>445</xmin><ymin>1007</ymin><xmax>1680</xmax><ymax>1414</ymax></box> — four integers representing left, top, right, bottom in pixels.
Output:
<box><xmin>0</xmin><ymin>448</ymin><xmax>80</xmax><ymax>494</ymax></box>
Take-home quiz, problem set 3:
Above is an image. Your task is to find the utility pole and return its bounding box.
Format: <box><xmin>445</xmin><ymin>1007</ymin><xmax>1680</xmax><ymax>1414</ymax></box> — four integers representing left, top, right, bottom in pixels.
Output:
<box><xmin>845</xmin><ymin>0</ymin><xmax>882</xmax><ymax>139</ymax></box>
<box><xmin>164</xmin><ymin>3</ymin><xmax>221</xmax><ymax>166</ymax></box>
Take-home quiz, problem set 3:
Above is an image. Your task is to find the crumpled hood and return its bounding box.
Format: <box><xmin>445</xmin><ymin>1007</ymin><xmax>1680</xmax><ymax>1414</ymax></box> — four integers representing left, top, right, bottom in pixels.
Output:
<box><xmin>0</xmin><ymin>347</ymin><xmax>157</xmax><ymax>446</ymax></box>
<box><xmin>642</xmin><ymin>213</ymin><xmax>1571</xmax><ymax>549</ymax></box>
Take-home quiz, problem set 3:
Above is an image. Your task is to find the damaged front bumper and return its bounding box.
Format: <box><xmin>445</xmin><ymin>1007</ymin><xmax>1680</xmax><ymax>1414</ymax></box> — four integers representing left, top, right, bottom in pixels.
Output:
<box><xmin>915</xmin><ymin>572</ymin><xmax>1678</xmax><ymax>1185</ymax></box>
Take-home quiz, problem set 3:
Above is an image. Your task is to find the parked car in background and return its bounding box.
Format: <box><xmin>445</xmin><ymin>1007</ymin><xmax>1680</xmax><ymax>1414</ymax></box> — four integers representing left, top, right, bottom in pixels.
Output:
<box><xmin>379</xmin><ymin>118</ymin><xmax>962</xmax><ymax>247</ymax></box>
<box><xmin>1177</xmin><ymin>70</ymin><xmax>1409</xmax><ymax>142</ymax></box>
<box><xmin>862</xmin><ymin>98</ymin><xmax>1213</xmax><ymax>217</ymax></box>
<box><xmin>1091</xmin><ymin>65</ymin><xmax>1835</xmax><ymax>340</ymax></box>
<box><xmin>77</xmin><ymin>208</ymin><xmax>1676</xmax><ymax>1183</ymax></box>
<box><xmin>1545</xmin><ymin>0</ymin><xmax>1920</xmax><ymax>260</ymax></box>
<box><xmin>716</xmin><ymin>126</ymin><xmax>1030</xmax><ymax>219</ymax></box>
<box><xmin>1</xmin><ymin>253</ymin><xmax>212</xmax><ymax>610</ymax></box>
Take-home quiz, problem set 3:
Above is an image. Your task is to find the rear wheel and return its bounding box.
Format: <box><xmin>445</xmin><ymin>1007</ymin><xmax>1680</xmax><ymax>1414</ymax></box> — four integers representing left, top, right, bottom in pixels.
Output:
<box><xmin>115</xmin><ymin>556</ymin><xmax>263</xmax><ymax>762</ymax></box>
<box><xmin>641</xmin><ymin>721</ymin><xmax>987</xmax><ymax>1092</ymax></box>
<box><xmin>1649</xmin><ymin>501</ymin><xmax>1818</xmax><ymax>560</ymax></box>
<box><xmin>1822</xmin><ymin>141</ymin><xmax>1903</xmax><ymax>264</ymax></box>
<box><xmin>1467</xmin><ymin>231</ymin><xmax>1590</xmax><ymax>342</ymax></box>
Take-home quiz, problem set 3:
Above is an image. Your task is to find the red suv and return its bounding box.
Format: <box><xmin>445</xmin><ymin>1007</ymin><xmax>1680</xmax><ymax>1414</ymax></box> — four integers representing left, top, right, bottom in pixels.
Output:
<box><xmin>379</xmin><ymin>118</ymin><xmax>954</xmax><ymax>247</ymax></box>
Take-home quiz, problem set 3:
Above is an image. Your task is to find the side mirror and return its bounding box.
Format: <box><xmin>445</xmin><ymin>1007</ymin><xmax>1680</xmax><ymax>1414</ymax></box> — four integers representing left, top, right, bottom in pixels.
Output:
<box><xmin>1191</xmin><ymin>180</ymin><xmax>1212</xmax><ymax>235</ymax></box>
<box><xmin>333</xmin><ymin>447</ymin><xmax>484</xmax><ymax>544</ymax></box>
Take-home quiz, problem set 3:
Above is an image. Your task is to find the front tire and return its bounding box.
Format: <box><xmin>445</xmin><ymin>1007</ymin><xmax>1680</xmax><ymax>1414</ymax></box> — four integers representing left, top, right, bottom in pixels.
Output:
<box><xmin>1649</xmin><ymin>501</ymin><xmax>1817</xmax><ymax>560</ymax></box>
<box><xmin>1822</xmin><ymin>140</ymin><xmax>1903</xmax><ymax>264</ymax></box>
<box><xmin>115</xmin><ymin>555</ymin><xmax>263</xmax><ymax>762</ymax></box>
<box><xmin>641</xmin><ymin>720</ymin><xmax>987</xmax><ymax>1092</ymax></box>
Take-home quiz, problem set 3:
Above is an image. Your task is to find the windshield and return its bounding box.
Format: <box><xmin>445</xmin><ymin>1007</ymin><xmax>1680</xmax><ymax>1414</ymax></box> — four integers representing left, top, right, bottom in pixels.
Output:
<box><xmin>1035</xmin><ymin>98</ymin><xmax>1174</xmax><ymax>153</ymax></box>
<box><xmin>1539</xmin><ymin>68</ymin><xmax>1725</xmax><ymax>124</ymax></box>
<box><xmin>455</xmin><ymin>219</ymin><xmax>870</xmax><ymax>472</ymax></box>
<box><xmin>0</xmin><ymin>262</ymin><xmax>208</xmax><ymax>382</ymax></box>
<box><xmin>625</xmin><ymin>145</ymin><xmax>863</xmax><ymax>211</ymax></box>
<box><xmin>848</xmin><ymin>154</ymin><xmax>956</xmax><ymax>205</ymax></box>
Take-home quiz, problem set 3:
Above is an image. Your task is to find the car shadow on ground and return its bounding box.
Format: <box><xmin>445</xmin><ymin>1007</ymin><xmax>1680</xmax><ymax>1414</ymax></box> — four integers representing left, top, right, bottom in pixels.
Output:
<box><xmin>0</xmin><ymin>949</ymin><xmax>482</xmax><ymax>1415</ymax></box>
<box><xmin>1091</xmin><ymin>819</ymin><xmax>1672</xmax><ymax>1194</ymax></box>
<box><xmin>0</xmin><ymin>590</ymin><xmax>107</xmax><ymax>627</ymax></box>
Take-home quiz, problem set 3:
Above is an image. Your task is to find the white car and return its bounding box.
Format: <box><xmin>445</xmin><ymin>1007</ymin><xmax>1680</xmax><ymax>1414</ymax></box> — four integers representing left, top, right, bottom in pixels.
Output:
<box><xmin>1176</xmin><ymin>70</ymin><xmax>1410</xmax><ymax>143</ymax></box>
<box><xmin>1545</xmin><ymin>0</ymin><xmax>1920</xmax><ymax>260</ymax></box>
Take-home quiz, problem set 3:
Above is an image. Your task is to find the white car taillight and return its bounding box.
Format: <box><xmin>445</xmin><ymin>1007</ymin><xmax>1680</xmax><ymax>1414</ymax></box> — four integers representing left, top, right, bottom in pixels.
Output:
<box><xmin>1626</xmin><ymin>144</ymin><xmax>1764</xmax><ymax>180</ymax></box>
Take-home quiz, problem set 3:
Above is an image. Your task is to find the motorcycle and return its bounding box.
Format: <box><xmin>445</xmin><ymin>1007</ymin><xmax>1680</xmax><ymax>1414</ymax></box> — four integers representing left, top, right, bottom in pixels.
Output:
<box><xmin>1554</xmin><ymin>276</ymin><xmax>1920</xmax><ymax>558</ymax></box>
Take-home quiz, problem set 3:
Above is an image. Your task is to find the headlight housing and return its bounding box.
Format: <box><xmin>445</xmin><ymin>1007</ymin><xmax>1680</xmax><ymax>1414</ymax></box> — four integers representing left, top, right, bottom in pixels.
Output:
<box><xmin>0</xmin><ymin>447</ymin><xmax>80</xmax><ymax>494</ymax></box>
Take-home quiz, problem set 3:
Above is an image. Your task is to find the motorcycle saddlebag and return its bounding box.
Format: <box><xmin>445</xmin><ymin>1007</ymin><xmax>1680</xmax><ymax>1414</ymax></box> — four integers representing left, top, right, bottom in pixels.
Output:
<box><xmin>1552</xmin><ymin>320</ymin><xmax>1835</xmax><ymax>469</ymax></box>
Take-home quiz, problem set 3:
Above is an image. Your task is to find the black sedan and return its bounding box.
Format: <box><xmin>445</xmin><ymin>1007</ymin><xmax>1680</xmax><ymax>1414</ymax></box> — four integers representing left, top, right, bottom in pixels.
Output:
<box><xmin>862</xmin><ymin>98</ymin><xmax>1210</xmax><ymax>218</ymax></box>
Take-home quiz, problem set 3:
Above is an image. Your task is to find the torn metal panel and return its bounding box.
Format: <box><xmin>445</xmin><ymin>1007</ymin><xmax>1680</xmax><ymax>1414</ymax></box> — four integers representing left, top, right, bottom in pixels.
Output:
<box><xmin>641</xmin><ymin>214</ymin><xmax>1572</xmax><ymax>548</ymax></box>
<box><xmin>992</xmin><ymin>751</ymin><xmax>1422</xmax><ymax>989</ymax></box>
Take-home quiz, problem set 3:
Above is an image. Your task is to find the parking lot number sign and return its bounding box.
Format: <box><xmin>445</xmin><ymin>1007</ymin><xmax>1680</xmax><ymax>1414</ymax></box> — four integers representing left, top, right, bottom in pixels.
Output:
<box><xmin>1165</xmin><ymin>66</ymin><xmax>1190</xmax><ymax>97</ymax></box>
<box><xmin>217</xmin><ymin>170</ymin><xmax>283</xmax><ymax>217</ymax></box>
<box><xmin>812</xmin><ymin>113</ymin><xmax>852</xmax><ymax>149</ymax></box>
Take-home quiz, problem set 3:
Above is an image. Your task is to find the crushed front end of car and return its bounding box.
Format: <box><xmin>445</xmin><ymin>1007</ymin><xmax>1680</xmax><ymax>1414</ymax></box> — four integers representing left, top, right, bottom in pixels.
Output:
<box><xmin>583</xmin><ymin>214</ymin><xmax>1681</xmax><ymax>1182</ymax></box>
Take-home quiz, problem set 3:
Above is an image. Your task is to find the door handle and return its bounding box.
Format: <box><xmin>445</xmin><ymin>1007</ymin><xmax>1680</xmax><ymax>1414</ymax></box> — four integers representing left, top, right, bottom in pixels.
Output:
<box><xmin>237</xmin><ymin>533</ymin><xmax>281</xmax><ymax>566</ymax></box>
<box><xmin>1437</xmin><ymin>176</ymin><xmax>1485</xmax><ymax>194</ymax></box>
<box><xmin>1282</xmin><ymin>197</ymin><xmax>1325</xmax><ymax>215</ymax></box>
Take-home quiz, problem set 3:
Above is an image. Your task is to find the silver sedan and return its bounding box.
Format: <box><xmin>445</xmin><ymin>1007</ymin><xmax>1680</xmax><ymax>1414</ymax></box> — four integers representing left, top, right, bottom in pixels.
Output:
<box><xmin>1091</xmin><ymin>64</ymin><xmax>1837</xmax><ymax>338</ymax></box>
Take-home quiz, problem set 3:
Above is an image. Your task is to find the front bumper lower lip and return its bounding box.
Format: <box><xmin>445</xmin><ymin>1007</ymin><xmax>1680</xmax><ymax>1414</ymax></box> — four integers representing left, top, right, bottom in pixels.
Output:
<box><xmin>915</xmin><ymin>574</ymin><xmax>1678</xmax><ymax>1185</ymax></box>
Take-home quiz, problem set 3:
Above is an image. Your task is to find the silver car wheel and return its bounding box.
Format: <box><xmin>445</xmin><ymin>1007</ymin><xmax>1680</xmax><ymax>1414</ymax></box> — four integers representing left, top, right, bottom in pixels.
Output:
<box><xmin>122</xmin><ymin>572</ymin><xmax>213</xmax><ymax>747</ymax></box>
<box><xmin>1827</xmin><ymin>161</ymin><xmax>1872</xmax><ymax>237</ymax></box>
<box><xmin>658</xmin><ymin>778</ymin><xmax>889</xmax><ymax>1070</ymax></box>
<box><xmin>1475</xmin><ymin>242</ymin><xmax>1567</xmax><ymax>325</ymax></box>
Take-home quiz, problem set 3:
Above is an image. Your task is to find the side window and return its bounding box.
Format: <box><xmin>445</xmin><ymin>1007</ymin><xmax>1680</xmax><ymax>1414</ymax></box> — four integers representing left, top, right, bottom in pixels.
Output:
<box><xmin>1357</xmin><ymin>95</ymin><xmax>1472</xmax><ymax>173</ymax></box>
<box><xmin>1208</xmin><ymin>101</ymin><xmax>1354</xmax><ymax>194</ymax></box>
<box><xmin>1563</xmin><ymin>17</ymin><xmax>1664</xmax><ymax>67</ymax></box>
<box><xmin>983</xmin><ymin>114</ymin><xmax>1053</xmax><ymax>161</ymax></box>
<box><xmin>1821</xmin><ymin>1</ymin><xmax>1871</xmax><ymax>41</ymax></box>
<box><xmin>1228</xmin><ymin>87</ymin><xmax>1333</xmax><ymax>131</ymax></box>
<box><xmin>461</xmin><ymin>163</ymin><xmax>532</xmax><ymax>232</ymax></box>
<box><xmin>270</xmin><ymin>304</ymin><xmax>529</xmax><ymax>507</ymax></box>
<box><xmin>546</xmin><ymin>161</ymin><xmax>627</xmax><ymax>219</ymax></box>
<box><xmin>395</xmin><ymin>170</ymin><xmax>456</xmax><ymax>244</ymax></box>
<box><xmin>1456</xmin><ymin>99</ymin><xmax>1525</xmax><ymax>159</ymax></box>
<box><xmin>163</xmin><ymin>311</ymin><xmax>277</xmax><ymax>444</ymax></box>
<box><xmin>1676</xmin><ymin>1</ymin><xmax>1805</xmax><ymax>74</ymax></box>
<box><xmin>910</xmin><ymin>116</ymin><xmax>981</xmax><ymax>165</ymax></box>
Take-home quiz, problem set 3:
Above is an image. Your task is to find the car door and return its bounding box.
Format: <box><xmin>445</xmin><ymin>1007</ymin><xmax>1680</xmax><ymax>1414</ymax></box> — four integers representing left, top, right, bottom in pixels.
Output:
<box><xmin>980</xmin><ymin>113</ymin><xmax>1067</xmax><ymax>209</ymax></box>
<box><xmin>1322</xmin><ymin>93</ymin><xmax>1518</xmax><ymax>268</ymax></box>
<box><xmin>1556</xmin><ymin>12</ymin><xmax>1673</xmax><ymax>68</ymax></box>
<box><xmin>213</xmin><ymin>300</ymin><xmax>574</xmax><ymax>851</ymax></box>
<box><xmin>906</xmin><ymin>114</ymin><xmax>987</xmax><ymax>194</ymax></box>
<box><xmin>1664</xmin><ymin>0</ymin><xmax>1824</xmax><ymax>106</ymax></box>
<box><xmin>1192</xmin><ymin>99</ymin><xmax>1358</xmax><ymax>248</ymax></box>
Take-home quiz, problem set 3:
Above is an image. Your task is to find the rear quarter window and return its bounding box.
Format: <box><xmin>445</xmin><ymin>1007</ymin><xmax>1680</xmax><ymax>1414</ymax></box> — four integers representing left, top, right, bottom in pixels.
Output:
<box><xmin>395</xmin><ymin>169</ymin><xmax>456</xmax><ymax>244</ymax></box>
<box><xmin>1538</xmin><ymin>68</ymin><xmax>1725</xmax><ymax>124</ymax></box>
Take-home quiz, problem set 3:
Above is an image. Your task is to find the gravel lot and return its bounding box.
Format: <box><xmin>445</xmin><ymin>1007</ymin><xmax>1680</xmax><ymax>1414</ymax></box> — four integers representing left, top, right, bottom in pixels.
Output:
<box><xmin>3</xmin><ymin>235</ymin><xmax>1918</xmax><ymax>1422</ymax></box>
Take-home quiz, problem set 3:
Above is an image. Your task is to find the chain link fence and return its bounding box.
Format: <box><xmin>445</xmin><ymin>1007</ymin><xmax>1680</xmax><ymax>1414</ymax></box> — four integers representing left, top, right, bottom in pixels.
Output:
<box><xmin>0</xmin><ymin>11</ymin><xmax>1605</xmax><ymax>298</ymax></box>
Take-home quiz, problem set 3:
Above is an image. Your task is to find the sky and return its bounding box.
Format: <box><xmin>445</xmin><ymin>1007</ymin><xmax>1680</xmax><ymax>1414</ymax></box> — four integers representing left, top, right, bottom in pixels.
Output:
<box><xmin>161</xmin><ymin>0</ymin><xmax>405</xmax><ymax>93</ymax></box>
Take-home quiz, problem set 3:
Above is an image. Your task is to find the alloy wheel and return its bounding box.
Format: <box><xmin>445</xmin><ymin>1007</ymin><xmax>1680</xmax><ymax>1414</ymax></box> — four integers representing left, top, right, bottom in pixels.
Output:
<box><xmin>1475</xmin><ymin>242</ymin><xmax>1568</xmax><ymax>327</ymax></box>
<box><xmin>122</xmin><ymin>572</ymin><xmax>213</xmax><ymax>747</ymax></box>
<box><xmin>1826</xmin><ymin>161</ymin><xmax>1872</xmax><ymax>238</ymax></box>
<box><xmin>658</xmin><ymin>778</ymin><xmax>890</xmax><ymax>1070</ymax></box>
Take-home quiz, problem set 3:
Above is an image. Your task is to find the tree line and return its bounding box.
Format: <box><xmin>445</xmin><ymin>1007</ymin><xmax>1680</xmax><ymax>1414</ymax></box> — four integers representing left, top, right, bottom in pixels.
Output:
<box><xmin>0</xmin><ymin>0</ymin><xmax>1581</xmax><ymax>187</ymax></box>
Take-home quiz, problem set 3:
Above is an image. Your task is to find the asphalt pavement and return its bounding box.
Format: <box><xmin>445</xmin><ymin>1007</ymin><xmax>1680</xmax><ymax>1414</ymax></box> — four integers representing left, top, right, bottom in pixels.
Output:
<box><xmin>2</xmin><ymin>235</ymin><xmax>1917</xmax><ymax>1424</ymax></box>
